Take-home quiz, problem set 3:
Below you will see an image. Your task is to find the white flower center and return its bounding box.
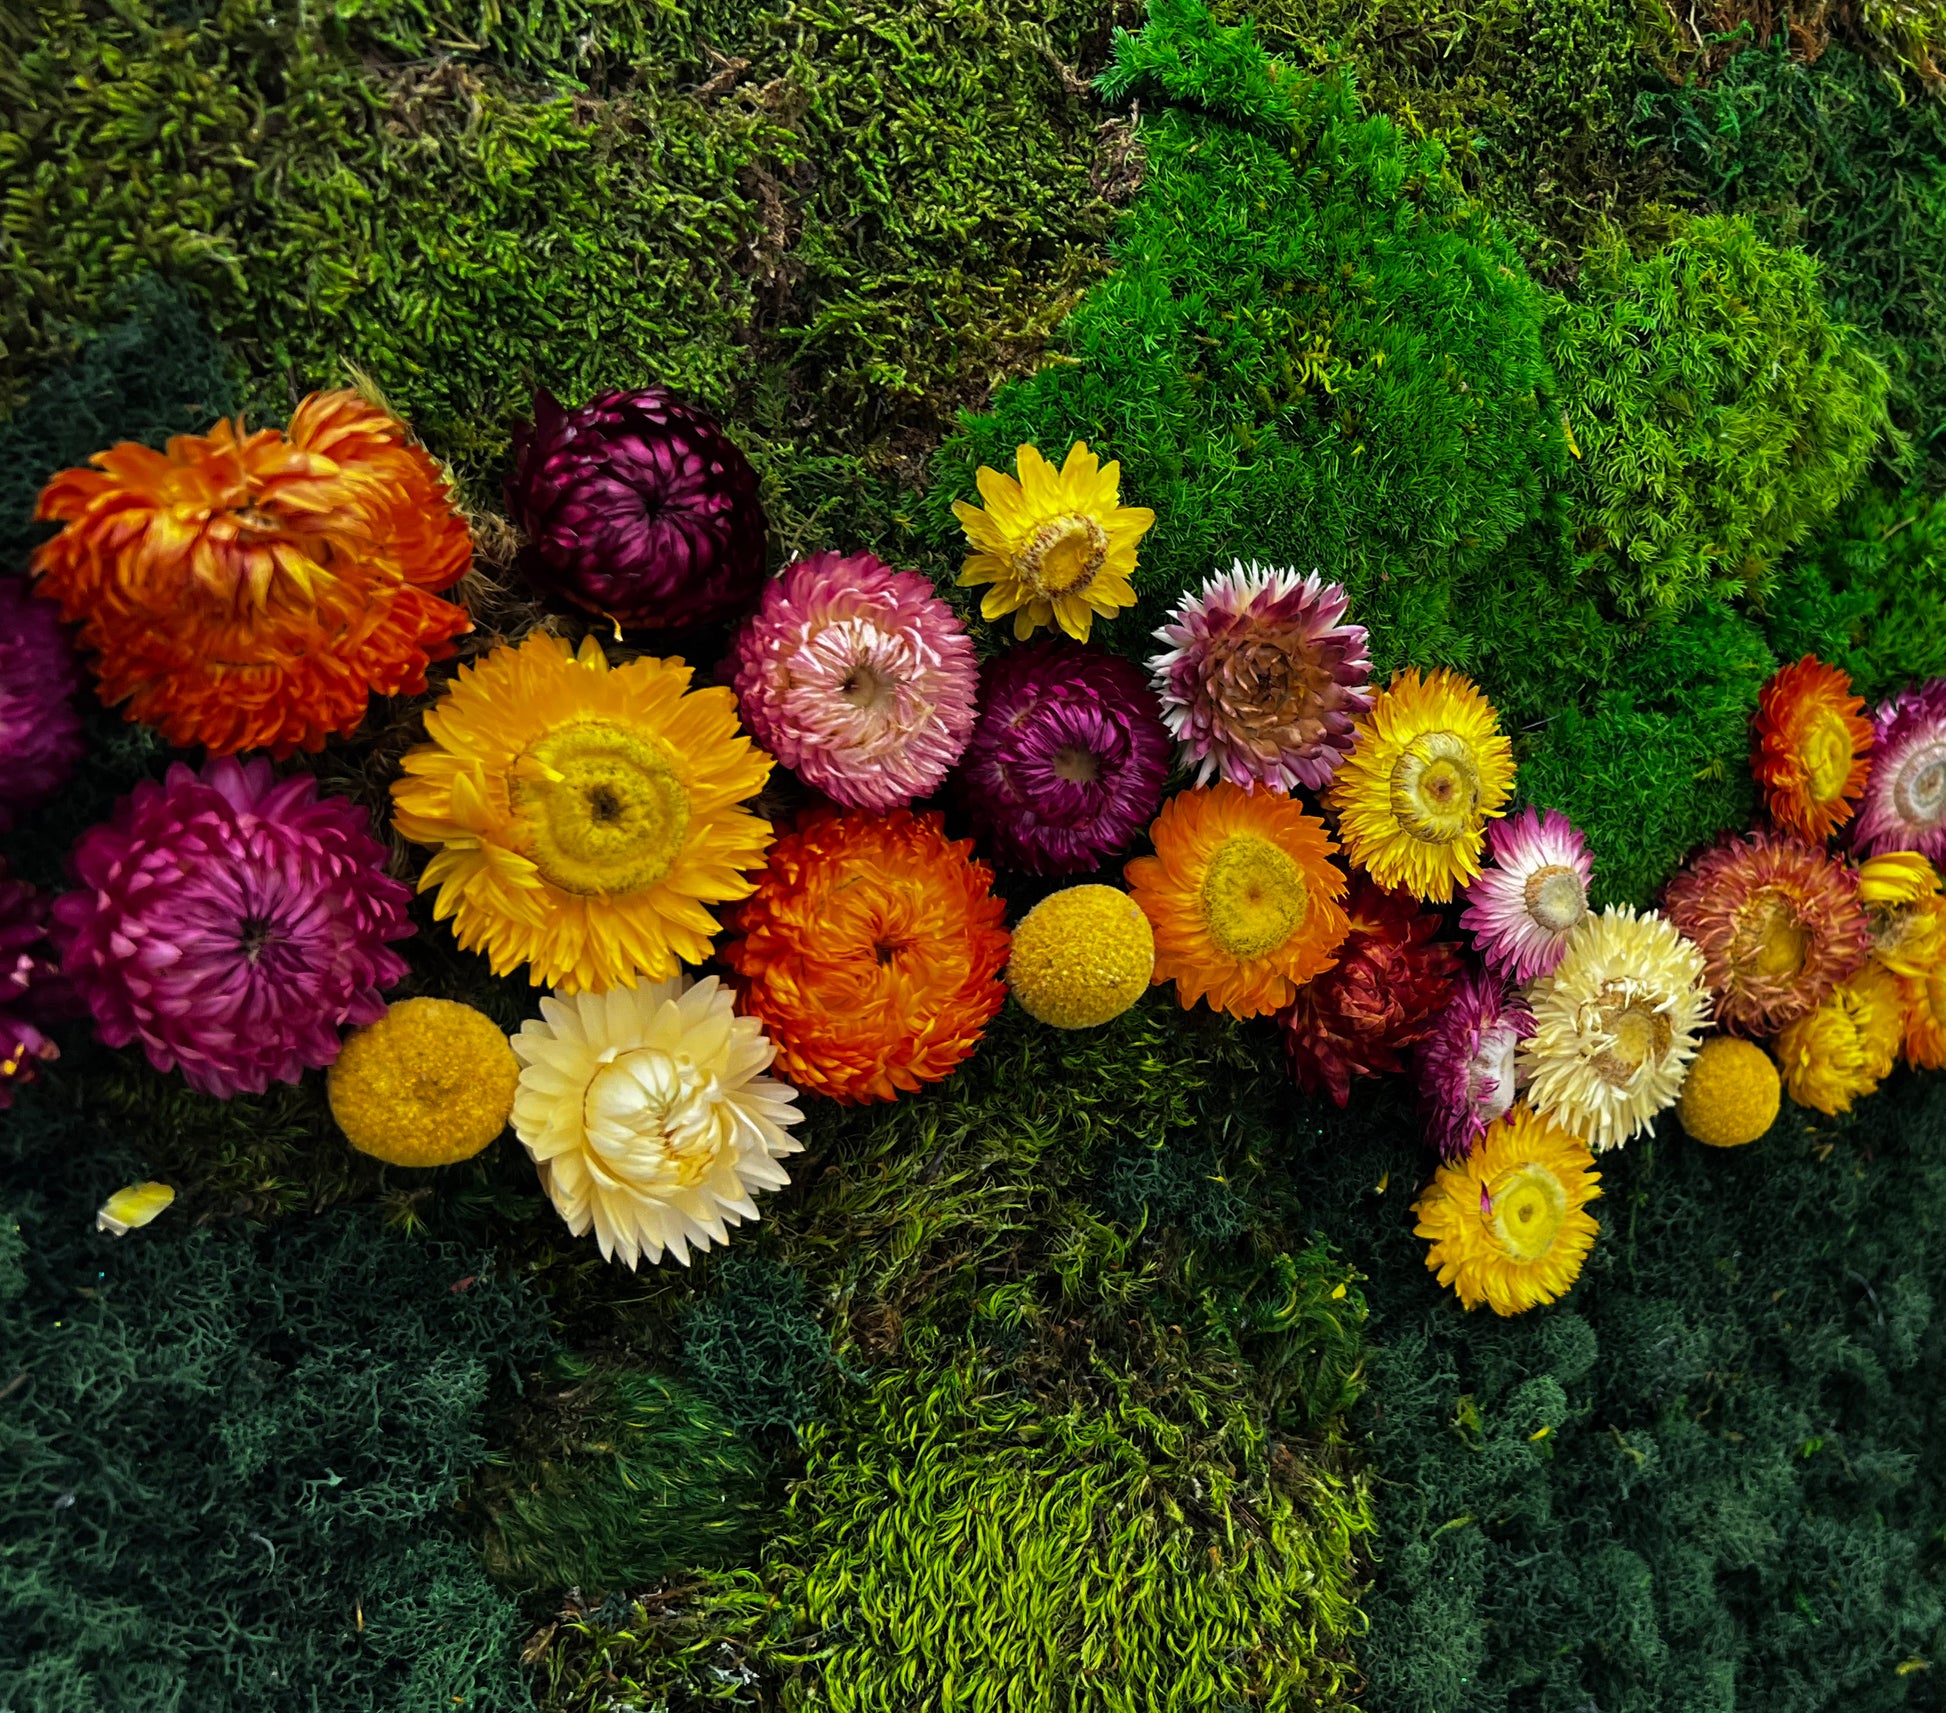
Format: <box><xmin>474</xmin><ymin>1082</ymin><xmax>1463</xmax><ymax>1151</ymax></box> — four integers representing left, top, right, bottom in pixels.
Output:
<box><xmin>1472</xmin><ymin>1022</ymin><xmax>1519</xmax><ymax>1125</ymax></box>
<box><xmin>1524</xmin><ymin>865</ymin><xmax>1586</xmax><ymax>934</ymax></box>
<box><xmin>783</xmin><ymin>618</ymin><xmax>934</xmax><ymax>759</ymax></box>
<box><xmin>581</xmin><ymin>1046</ymin><xmax>728</xmax><ymax>1189</ymax></box>
<box><xmin>1893</xmin><ymin>735</ymin><xmax>1946</xmax><ymax>835</ymax></box>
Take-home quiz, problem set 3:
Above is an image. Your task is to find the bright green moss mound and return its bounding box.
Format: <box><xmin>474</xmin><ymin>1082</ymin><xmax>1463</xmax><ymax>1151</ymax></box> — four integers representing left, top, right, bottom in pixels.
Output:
<box><xmin>1550</xmin><ymin>213</ymin><xmax>1889</xmax><ymax>617</ymax></box>
<box><xmin>770</xmin><ymin>1334</ymin><xmax>1372</xmax><ymax>1712</ymax></box>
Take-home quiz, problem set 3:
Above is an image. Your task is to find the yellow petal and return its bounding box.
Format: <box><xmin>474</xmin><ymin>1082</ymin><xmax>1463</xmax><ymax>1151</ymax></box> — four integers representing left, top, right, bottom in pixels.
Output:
<box><xmin>1053</xmin><ymin>596</ymin><xmax>1095</xmax><ymax>641</ymax></box>
<box><xmin>96</xmin><ymin>1181</ymin><xmax>176</xmax><ymax>1236</ymax></box>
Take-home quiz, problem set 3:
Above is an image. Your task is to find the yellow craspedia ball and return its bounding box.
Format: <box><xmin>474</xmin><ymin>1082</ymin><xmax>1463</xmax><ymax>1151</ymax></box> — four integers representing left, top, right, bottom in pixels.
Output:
<box><xmin>1007</xmin><ymin>885</ymin><xmax>1156</xmax><ymax>1029</ymax></box>
<box><xmin>1676</xmin><ymin>1035</ymin><xmax>1782</xmax><ymax>1148</ymax></box>
<box><xmin>328</xmin><ymin>997</ymin><xmax>520</xmax><ymax>1167</ymax></box>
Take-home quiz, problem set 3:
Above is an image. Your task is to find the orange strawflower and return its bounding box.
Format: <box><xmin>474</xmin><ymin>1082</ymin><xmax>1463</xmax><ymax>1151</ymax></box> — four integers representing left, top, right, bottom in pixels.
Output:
<box><xmin>720</xmin><ymin>808</ymin><xmax>1010</xmax><ymax>1103</ymax></box>
<box><xmin>32</xmin><ymin>389</ymin><xmax>472</xmax><ymax>757</ymax></box>
<box><xmin>1125</xmin><ymin>782</ymin><xmax>1350</xmax><ymax>1018</ymax></box>
<box><xmin>1752</xmin><ymin>655</ymin><xmax>1873</xmax><ymax>842</ymax></box>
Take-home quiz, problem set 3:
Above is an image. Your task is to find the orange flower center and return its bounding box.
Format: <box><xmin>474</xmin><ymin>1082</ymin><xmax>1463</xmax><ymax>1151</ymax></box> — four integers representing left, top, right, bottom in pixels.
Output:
<box><xmin>1201</xmin><ymin>834</ymin><xmax>1309</xmax><ymax>961</ymax></box>
<box><xmin>1800</xmin><ymin>709</ymin><xmax>1857</xmax><ymax>803</ymax></box>
<box><xmin>1485</xmin><ymin>1161</ymin><xmax>1569</xmax><ymax>1263</ymax></box>
<box><xmin>1017</xmin><ymin>514</ymin><xmax>1108</xmax><ymax>597</ymax></box>
<box><xmin>511</xmin><ymin>720</ymin><xmax>691</xmax><ymax>898</ymax></box>
<box><xmin>1389</xmin><ymin>730</ymin><xmax>1482</xmax><ymax>844</ymax></box>
<box><xmin>1523</xmin><ymin>864</ymin><xmax>1586</xmax><ymax>934</ymax></box>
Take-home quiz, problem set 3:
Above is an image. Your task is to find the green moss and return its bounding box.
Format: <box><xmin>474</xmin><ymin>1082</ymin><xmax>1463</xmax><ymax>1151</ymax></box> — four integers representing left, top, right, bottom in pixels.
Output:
<box><xmin>681</xmin><ymin>1249</ymin><xmax>833</xmax><ymax>1438</ymax></box>
<box><xmin>1548</xmin><ymin>213</ymin><xmax>1890</xmax><ymax>617</ymax></box>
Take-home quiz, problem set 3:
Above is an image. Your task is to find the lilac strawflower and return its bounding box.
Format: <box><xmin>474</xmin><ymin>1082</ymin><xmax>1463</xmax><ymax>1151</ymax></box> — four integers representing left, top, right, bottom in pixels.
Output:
<box><xmin>1853</xmin><ymin>679</ymin><xmax>1946</xmax><ymax>861</ymax></box>
<box><xmin>1460</xmin><ymin>808</ymin><xmax>1594</xmax><ymax>983</ymax></box>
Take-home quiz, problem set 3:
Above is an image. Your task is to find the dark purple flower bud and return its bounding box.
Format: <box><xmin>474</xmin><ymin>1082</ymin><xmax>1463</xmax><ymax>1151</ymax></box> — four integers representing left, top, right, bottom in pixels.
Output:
<box><xmin>954</xmin><ymin>639</ymin><xmax>1172</xmax><ymax>874</ymax></box>
<box><xmin>0</xmin><ymin>577</ymin><xmax>85</xmax><ymax>833</ymax></box>
<box><xmin>506</xmin><ymin>387</ymin><xmax>767</xmax><ymax>630</ymax></box>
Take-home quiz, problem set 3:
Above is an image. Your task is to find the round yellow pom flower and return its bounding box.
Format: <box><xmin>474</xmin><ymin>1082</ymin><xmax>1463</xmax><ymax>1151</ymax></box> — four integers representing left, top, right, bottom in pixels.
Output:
<box><xmin>1007</xmin><ymin>885</ymin><xmax>1156</xmax><ymax>1029</ymax></box>
<box><xmin>1676</xmin><ymin>1036</ymin><xmax>1781</xmax><ymax>1148</ymax></box>
<box><xmin>1125</xmin><ymin>782</ymin><xmax>1350</xmax><ymax>1019</ymax></box>
<box><xmin>509</xmin><ymin>974</ymin><xmax>803</xmax><ymax>1269</ymax></box>
<box><xmin>391</xmin><ymin>630</ymin><xmax>773</xmax><ymax>993</ymax></box>
<box><xmin>1773</xmin><ymin>962</ymin><xmax>1905</xmax><ymax>1115</ymax></box>
<box><xmin>1859</xmin><ymin>852</ymin><xmax>1945</xmax><ymax>978</ymax></box>
<box><xmin>1413</xmin><ymin>1104</ymin><xmax>1602</xmax><ymax>1316</ymax></box>
<box><xmin>1519</xmin><ymin>907</ymin><xmax>1711</xmax><ymax>1152</ymax></box>
<box><xmin>328</xmin><ymin>997</ymin><xmax>520</xmax><ymax>1167</ymax></box>
<box><xmin>951</xmin><ymin>441</ymin><xmax>1154</xmax><ymax>642</ymax></box>
<box><xmin>1326</xmin><ymin>668</ymin><xmax>1515</xmax><ymax>902</ymax></box>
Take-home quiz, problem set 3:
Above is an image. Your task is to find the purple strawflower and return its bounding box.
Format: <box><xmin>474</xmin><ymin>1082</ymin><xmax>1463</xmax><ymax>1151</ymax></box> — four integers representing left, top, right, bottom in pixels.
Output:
<box><xmin>728</xmin><ymin>550</ymin><xmax>979</xmax><ymax>811</ymax></box>
<box><xmin>54</xmin><ymin>758</ymin><xmax>413</xmax><ymax>1099</ymax></box>
<box><xmin>0</xmin><ymin>863</ymin><xmax>74</xmax><ymax>1109</ymax></box>
<box><xmin>1416</xmin><ymin>967</ymin><xmax>1533</xmax><ymax>1162</ymax></box>
<box><xmin>953</xmin><ymin>639</ymin><xmax>1172</xmax><ymax>874</ymax></box>
<box><xmin>1853</xmin><ymin>678</ymin><xmax>1946</xmax><ymax>861</ymax></box>
<box><xmin>507</xmin><ymin>387</ymin><xmax>767</xmax><ymax>631</ymax></box>
<box><xmin>1460</xmin><ymin>808</ymin><xmax>1594</xmax><ymax>983</ymax></box>
<box><xmin>0</xmin><ymin>576</ymin><xmax>85</xmax><ymax>833</ymax></box>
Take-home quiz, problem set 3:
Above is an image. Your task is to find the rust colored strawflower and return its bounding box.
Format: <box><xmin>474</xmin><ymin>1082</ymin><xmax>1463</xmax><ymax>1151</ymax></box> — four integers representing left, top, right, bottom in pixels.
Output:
<box><xmin>1752</xmin><ymin>655</ymin><xmax>1873</xmax><ymax>842</ymax></box>
<box><xmin>32</xmin><ymin>389</ymin><xmax>472</xmax><ymax>757</ymax></box>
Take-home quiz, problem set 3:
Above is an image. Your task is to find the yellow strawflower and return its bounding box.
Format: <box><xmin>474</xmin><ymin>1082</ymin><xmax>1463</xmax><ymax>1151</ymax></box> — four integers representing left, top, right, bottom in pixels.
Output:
<box><xmin>1774</xmin><ymin>963</ymin><xmax>1905</xmax><ymax>1115</ymax></box>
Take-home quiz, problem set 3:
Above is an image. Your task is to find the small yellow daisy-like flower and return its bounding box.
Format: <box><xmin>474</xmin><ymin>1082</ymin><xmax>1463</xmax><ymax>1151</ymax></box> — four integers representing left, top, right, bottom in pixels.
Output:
<box><xmin>1413</xmin><ymin>1104</ymin><xmax>1602</xmax><ymax>1316</ymax></box>
<box><xmin>1773</xmin><ymin>962</ymin><xmax>1905</xmax><ymax>1115</ymax></box>
<box><xmin>1007</xmin><ymin>884</ymin><xmax>1156</xmax><ymax>1029</ymax></box>
<box><xmin>1858</xmin><ymin>852</ymin><xmax>1944</xmax><ymax>978</ymax></box>
<box><xmin>328</xmin><ymin>997</ymin><xmax>521</xmax><ymax>1167</ymax></box>
<box><xmin>1125</xmin><ymin>782</ymin><xmax>1350</xmax><ymax>1019</ymax></box>
<box><xmin>391</xmin><ymin>631</ymin><xmax>774</xmax><ymax>993</ymax></box>
<box><xmin>951</xmin><ymin>441</ymin><xmax>1155</xmax><ymax>642</ymax></box>
<box><xmin>1519</xmin><ymin>907</ymin><xmax>1711</xmax><ymax>1152</ymax></box>
<box><xmin>1675</xmin><ymin>1036</ymin><xmax>1781</xmax><ymax>1148</ymax></box>
<box><xmin>1326</xmin><ymin>668</ymin><xmax>1515</xmax><ymax>902</ymax></box>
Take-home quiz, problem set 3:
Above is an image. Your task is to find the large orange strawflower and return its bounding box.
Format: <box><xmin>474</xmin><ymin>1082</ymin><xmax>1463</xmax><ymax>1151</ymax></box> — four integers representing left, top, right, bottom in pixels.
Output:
<box><xmin>1125</xmin><ymin>782</ymin><xmax>1350</xmax><ymax>1018</ymax></box>
<box><xmin>32</xmin><ymin>389</ymin><xmax>472</xmax><ymax>757</ymax></box>
<box><xmin>1752</xmin><ymin>655</ymin><xmax>1873</xmax><ymax>842</ymax></box>
<box><xmin>719</xmin><ymin>808</ymin><xmax>1010</xmax><ymax>1103</ymax></box>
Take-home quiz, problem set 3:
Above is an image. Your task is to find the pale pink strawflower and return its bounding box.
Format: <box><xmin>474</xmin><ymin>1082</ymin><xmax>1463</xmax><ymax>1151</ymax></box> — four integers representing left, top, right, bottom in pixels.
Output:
<box><xmin>729</xmin><ymin>550</ymin><xmax>979</xmax><ymax>811</ymax></box>
<box><xmin>53</xmin><ymin>758</ymin><xmax>413</xmax><ymax>1098</ymax></box>
<box><xmin>1461</xmin><ymin>809</ymin><xmax>1594</xmax><ymax>983</ymax></box>
<box><xmin>1149</xmin><ymin>561</ymin><xmax>1372</xmax><ymax>793</ymax></box>
<box><xmin>1853</xmin><ymin>679</ymin><xmax>1946</xmax><ymax>862</ymax></box>
<box><xmin>1416</xmin><ymin>968</ymin><xmax>1533</xmax><ymax>1162</ymax></box>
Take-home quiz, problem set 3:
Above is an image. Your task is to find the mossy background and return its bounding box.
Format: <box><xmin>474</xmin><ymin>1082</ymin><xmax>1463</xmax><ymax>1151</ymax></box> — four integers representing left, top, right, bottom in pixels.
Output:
<box><xmin>6</xmin><ymin>0</ymin><xmax>1946</xmax><ymax>1706</ymax></box>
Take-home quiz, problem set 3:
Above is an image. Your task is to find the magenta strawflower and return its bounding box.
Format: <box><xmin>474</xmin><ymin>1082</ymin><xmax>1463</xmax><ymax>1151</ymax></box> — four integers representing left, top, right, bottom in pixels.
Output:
<box><xmin>1149</xmin><ymin>562</ymin><xmax>1372</xmax><ymax>792</ymax></box>
<box><xmin>0</xmin><ymin>863</ymin><xmax>73</xmax><ymax>1109</ymax></box>
<box><xmin>53</xmin><ymin>758</ymin><xmax>413</xmax><ymax>1098</ymax></box>
<box><xmin>953</xmin><ymin>639</ymin><xmax>1171</xmax><ymax>874</ymax></box>
<box><xmin>1460</xmin><ymin>809</ymin><xmax>1594</xmax><ymax>982</ymax></box>
<box><xmin>728</xmin><ymin>550</ymin><xmax>978</xmax><ymax>810</ymax></box>
<box><xmin>507</xmin><ymin>387</ymin><xmax>767</xmax><ymax>631</ymax></box>
<box><xmin>1854</xmin><ymin>679</ymin><xmax>1946</xmax><ymax>861</ymax></box>
<box><xmin>0</xmin><ymin>576</ymin><xmax>85</xmax><ymax>833</ymax></box>
<box><xmin>1415</xmin><ymin>968</ymin><xmax>1533</xmax><ymax>1162</ymax></box>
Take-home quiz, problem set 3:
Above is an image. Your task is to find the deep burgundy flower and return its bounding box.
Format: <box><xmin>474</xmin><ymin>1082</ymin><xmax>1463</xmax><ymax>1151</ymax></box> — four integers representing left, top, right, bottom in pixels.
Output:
<box><xmin>0</xmin><ymin>576</ymin><xmax>85</xmax><ymax>832</ymax></box>
<box><xmin>507</xmin><ymin>387</ymin><xmax>767</xmax><ymax>630</ymax></box>
<box><xmin>0</xmin><ymin>863</ymin><xmax>74</xmax><ymax>1108</ymax></box>
<box><xmin>953</xmin><ymin>639</ymin><xmax>1172</xmax><ymax>874</ymax></box>
<box><xmin>54</xmin><ymin>758</ymin><xmax>413</xmax><ymax>1098</ymax></box>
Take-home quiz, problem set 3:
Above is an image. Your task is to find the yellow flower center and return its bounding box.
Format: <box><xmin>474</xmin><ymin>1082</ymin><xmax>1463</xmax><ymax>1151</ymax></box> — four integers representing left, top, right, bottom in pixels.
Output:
<box><xmin>1523</xmin><ymin>864</ymin><xmax>1586</xmax><ymax>933</ymax></box>
<box><xmin>1741</xmin><ymin>890</ymin><xmax>1809</xmax><ymax>981</ymax></box>
<box><xmin>1800</xmin><ymin>709</ymin><xmax>1856</xmax><ymax>803</ymax></box>
<box><xmin>583</xmin><ymin>1047</ymin><xmax>726</xmax><ymax>1187</ymax></box>
<box><xmin>1017</xmin><ymin>514</ymin><xmax>1109</xmax><ymax>596</ymax></box>
<box><xmin>1591</xmin><ymin>986</ymin><xmax>1673</xmax><ymax>1087</ymax></box>
<box><xmin>1389</xmin><ymin>730</ymin><xmax>1482</xmax><ymax>844</ymax></box>
<box><xmin>1486</xmin><ymin>1160</ymin><xmax>1570</xmax><ymax>1263</ymax></box>
<box><xmin>1201</xmin><ymin>834</ymin><xmax>1309</xmax><ymax>961</ymax></box>
<box><xmin>511</xmin><ymin>720</ymin><xmax>691</xmax><ymax>898</ymax></box>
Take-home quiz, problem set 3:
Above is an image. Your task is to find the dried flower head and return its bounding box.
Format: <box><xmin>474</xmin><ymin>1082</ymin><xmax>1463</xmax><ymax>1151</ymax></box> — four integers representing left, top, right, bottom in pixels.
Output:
<box><xmin>1460</xmin><ymin>809</ymin><xmax>1593</xmax><ymax>983</ymax></box>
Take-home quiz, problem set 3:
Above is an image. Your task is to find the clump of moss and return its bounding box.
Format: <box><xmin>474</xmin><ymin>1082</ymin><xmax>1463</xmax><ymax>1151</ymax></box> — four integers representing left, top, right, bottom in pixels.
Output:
<box><xmin>1548</xmin><ymin>212</ymin><xmax>1890</xmax><ymax>617</ymax></box>
<box><xmin>681</xmin><ymin>1249</ymin><xmax>834</xmax><ymax>1438</ymax></box>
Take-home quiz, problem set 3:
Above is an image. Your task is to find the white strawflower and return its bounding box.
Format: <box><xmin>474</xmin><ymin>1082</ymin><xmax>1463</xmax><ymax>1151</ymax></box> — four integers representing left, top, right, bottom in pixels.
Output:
<box><xmin>510</xmin><ymin>975</ymin><xmax>803</xmax><ymax>1267</ymax></box>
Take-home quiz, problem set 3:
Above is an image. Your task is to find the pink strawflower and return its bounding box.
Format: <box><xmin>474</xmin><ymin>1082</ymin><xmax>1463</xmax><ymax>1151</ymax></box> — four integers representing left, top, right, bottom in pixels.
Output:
<box><xmin>1460</xmin><ymin>809</ymin><xmax>1594</xmax><ymax>982</ymax></box>
<box><xmin>953</xmin><ymin>639</ymin><xmax>1172</xmax><ymax>874</ymax></box>
<box><xmin>1149</xmin><ymin>562</ymin><xmax>1372</xmax><ymax>793</ymax></box>
<box><xmin>1854</xmin><ymin>679</ymin><xmax>1946</xmax><ymax>861</ymax></box>
<box><xmin>728</xmin><ymin>550</ymin><xmax>978</xmax><ymax>810</ymax></box>
<box><xmin>0</xmin><ymin>577</ymin><xmax>85</xmax><ymax>833</ymax></box>
<box><xmin>1416</xmin><ymin>968</ymin><xmax>1533</xmax><ymax>1162</ymax></box>
<box><xmin>1</xmin><ymin>863</ymin><xmax>74</xmax><ymax>1109</ymax></box>
<box><xmin>53</xmin><ymin>758</ymin><xmax>413</xmax><ymax>1098</ymax></box>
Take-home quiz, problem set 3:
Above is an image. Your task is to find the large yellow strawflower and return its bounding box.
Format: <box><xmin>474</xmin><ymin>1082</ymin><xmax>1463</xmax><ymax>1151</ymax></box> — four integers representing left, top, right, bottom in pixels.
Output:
<box><xmin>391</xmin><ymin>631</ymin><xmax>773</xmax><ymax>993</ymax></box>
<box><xmin>1858</xmin><ymin>852</ymin><xmax>1944</xmax><ymax>977</ymax></box>
<box><xmin>1519</xmin><ymin>907</ymin><xmax>1711</xmax><ymax>1152</ymax></box>
<box><xmin>1007</xmin><ymin>884</ymin><xmax>1156</xmax><ymax>1029</ymax></box>
<box><xmin>328</xmin><ymin>997</ymin><xmax>520</xmax><ymax>1167</ymax></box>
<box><xmin>951</xmin><ymin>441</ymin><xmax>1154</xmax><ymax>642</ymax></box>
<box><xmin>1326</xmin><ymin>668</ymin><xmax>1515</xmax><ymax>902</ymax></box>
<box><xmin>1413</xmin><ymin>1104</ymin><xmax>1602</xmax><ymax>1316</ymax></box>
<box><xmin>1773</xmin><ymin>962</ymin><xmax>1905</xmax><ymax>1115</ymax></box>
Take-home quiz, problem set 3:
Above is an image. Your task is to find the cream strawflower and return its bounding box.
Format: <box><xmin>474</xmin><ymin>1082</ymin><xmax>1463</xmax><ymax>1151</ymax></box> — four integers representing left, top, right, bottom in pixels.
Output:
<box><xmin>509</xmin><ymin>974</ymin><xmax>804</xmax><ymax>1268</ymax></box>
